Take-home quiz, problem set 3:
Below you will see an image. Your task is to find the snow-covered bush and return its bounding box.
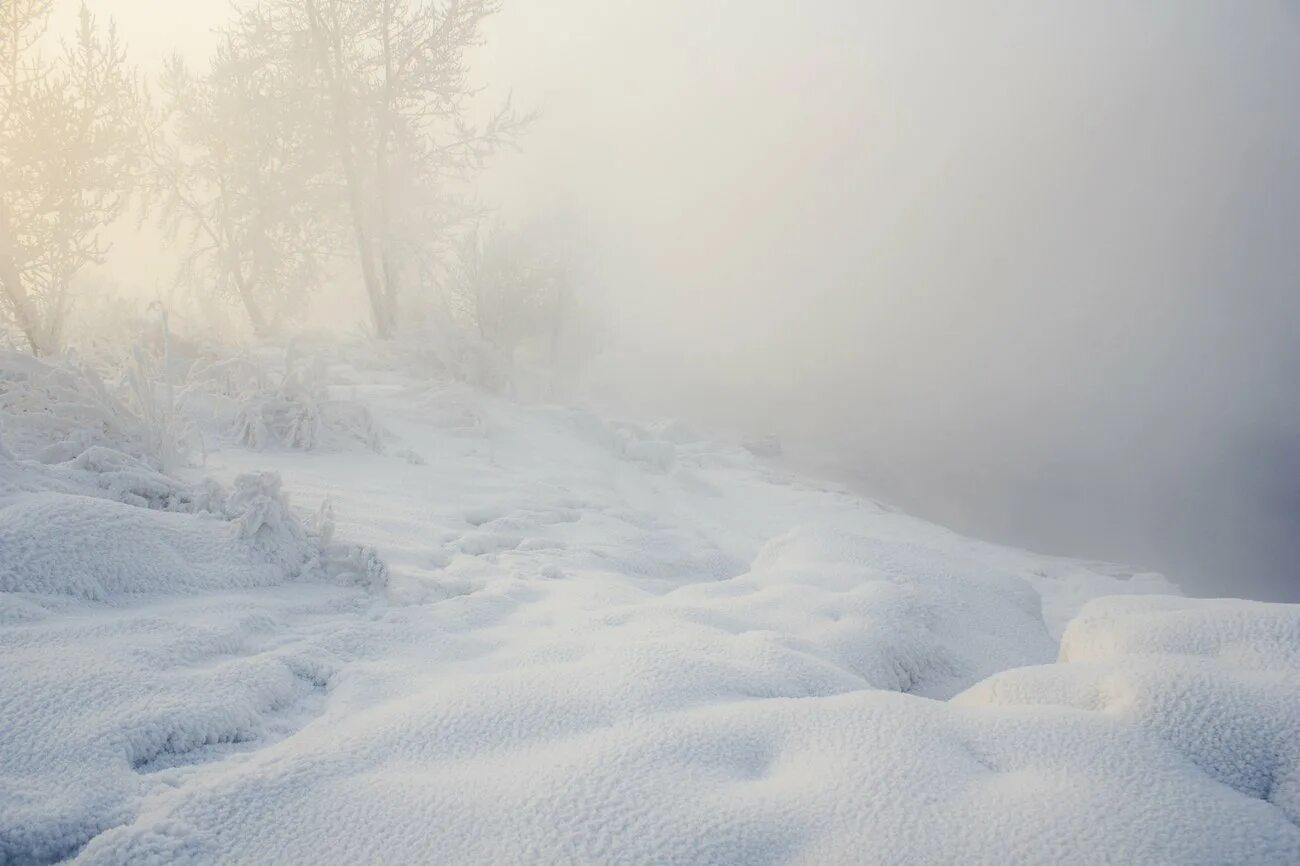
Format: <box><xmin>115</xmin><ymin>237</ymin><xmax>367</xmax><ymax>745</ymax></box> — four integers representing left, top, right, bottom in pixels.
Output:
<box><xmin>407</xmin><ymin>215</ymin><xmax>604</xmax><ymax>399</ymax></box>
<box><xmin>0</xmin><ymin>349</ymin><xmax>197</xmax><ymax>471</ymax></box>
<box><xmin>223</xmin><ymin>472</ymin><xmax>322</xmax><ymax>577</ymax></box>
<box><xmin>392</xmin><ymin>314</ymin><xmax>514</xmax><ymax>394</ymax></box>
<box><xmin>122</xmin><ymin>345</ymin><xmax>205</xmax><ymax>472</ymax></box>
<box><xmin>230</xmin><ymin>347</ymin><xmax>384</xmax><ymax>452</ymax></box>
<box><xmin>0</xmin><ymin>438</ymin><xmax>386</xmax><ymax>599</ymax></box>
<box><xmin>445</xmin><ymin>222</ymin><xmax>565</xmax><ymax>361</ymax></box>
<box><xmin>309</xmin><ymin>497</ymin><xmax>389</xmax><ymax>590</ymax></box>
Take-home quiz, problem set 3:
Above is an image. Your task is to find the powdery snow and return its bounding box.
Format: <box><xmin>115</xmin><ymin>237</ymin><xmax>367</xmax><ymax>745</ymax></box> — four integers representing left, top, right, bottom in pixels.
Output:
<box><xmin>1</xmin><ymin>450</ymin><xmax>322</xmax><ymax>601</ymax></box>
<box><xmin>958</xmin><ymin>596</ymin><xmax>1300</xmax><ymax>827</ymax></box>
<box><xmin>2</xmin><ymin>349</ymin><xmax>1296</xmax><ymax>864</ymax></box>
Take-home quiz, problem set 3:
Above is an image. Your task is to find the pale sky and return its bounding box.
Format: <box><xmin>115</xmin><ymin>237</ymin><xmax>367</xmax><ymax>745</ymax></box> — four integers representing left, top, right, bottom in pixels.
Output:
<box><xmin>59</xmin><ymin>0</ymin><xmax>1300</xmax><ymax>599</ymax></box>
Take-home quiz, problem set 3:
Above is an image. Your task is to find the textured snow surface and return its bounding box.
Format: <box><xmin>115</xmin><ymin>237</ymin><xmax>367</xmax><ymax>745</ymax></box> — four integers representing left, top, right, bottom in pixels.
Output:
<box><xmin>0</xmin><ymin>448</ymin><xmax>321</xmax><ymax>601</ymax></box>
<box><xmin>959</xmin><ymin>596</ymin><xmax>1300</xmax><ymax>828</ymax></box>
<box><xmin>3</xmin><ymin>356</ymin><xmax>1297</xmax><ymax>864</ymax></box>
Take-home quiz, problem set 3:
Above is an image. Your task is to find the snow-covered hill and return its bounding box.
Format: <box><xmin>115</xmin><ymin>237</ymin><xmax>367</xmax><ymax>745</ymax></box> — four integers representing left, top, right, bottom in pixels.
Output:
<box><xmin>2</xmin><ymin>347</ymin><xmax>1297</xmax><ymax>864</ymax></box>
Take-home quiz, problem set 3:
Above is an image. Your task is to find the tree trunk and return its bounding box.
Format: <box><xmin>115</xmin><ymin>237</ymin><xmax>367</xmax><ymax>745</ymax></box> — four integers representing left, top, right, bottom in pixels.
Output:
<box><xmin>374</xmin><ymin>0</ymin><xmax>399</xmax><ymax>339</ymax></box>
<box><xmin>228</xmin><ymin>263</ymin><xmax>270</xmax><ymax>338</ymax></box>
<box><xmin>304</xmin><ymin>0</ymin><xmax>391</xmax><ymax>339</ymax></box>
<box><xmin>214</xmin><ymin>184</ymin><xmax>271</xmax><ymax>338</ymax></box>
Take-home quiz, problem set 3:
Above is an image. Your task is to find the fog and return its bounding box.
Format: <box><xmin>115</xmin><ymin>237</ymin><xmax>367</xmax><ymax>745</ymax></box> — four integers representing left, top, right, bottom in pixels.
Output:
<box><xmin>473</xmin><ymin>1</ymin><xmax>1300</xmax><ymax>600</ymax></box>
<box><xmin>46</xmin><ymin>1</ymin><xmax>1300</xmax><ymax>600</ymax></box>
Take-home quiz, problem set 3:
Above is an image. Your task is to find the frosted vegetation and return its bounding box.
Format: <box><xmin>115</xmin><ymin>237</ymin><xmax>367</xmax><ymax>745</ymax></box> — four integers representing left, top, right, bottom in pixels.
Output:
<box><xmin>1</xmin><ymin>0</ymin><xmax>580</xmax><ymax>377</ymax></box>
<box><xmin>2</xmin><ymin>1</ymin><xmax>1299</xmax><ymax>864</ymax></box>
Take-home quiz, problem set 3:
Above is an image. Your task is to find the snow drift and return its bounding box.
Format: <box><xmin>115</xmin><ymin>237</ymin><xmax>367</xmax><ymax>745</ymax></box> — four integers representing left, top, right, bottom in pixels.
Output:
<box><xmin>2</xmin><ymin>345</ymin><xmax>1296</xmax><ymax>864</ymax></box>
<box><xmin>0</xmin><ymin>425</ymin><xmax>323</xmax><ymax>601</ymax></box>
<box><xmin>0</xmin><ymin>476</ymin><xmax>318</xmax><ymax>600</ymax></box>
<box><xmin>58</xmin><ymin>597</ymin><xmax>1300</xmax><ymax>866</ymax></box>
<box><xmin>958</xmin><ymin>595</ymin><xmax>1300</xmax><ymax>828</ymax></box>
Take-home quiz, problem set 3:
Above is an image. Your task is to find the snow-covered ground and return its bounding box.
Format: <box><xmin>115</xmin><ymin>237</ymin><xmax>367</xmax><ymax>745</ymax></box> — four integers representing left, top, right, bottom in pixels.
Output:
<box><xmin>2</xmin><ymin>347</ymin><xmax>1298</xmax><ymax>864</ymax></box>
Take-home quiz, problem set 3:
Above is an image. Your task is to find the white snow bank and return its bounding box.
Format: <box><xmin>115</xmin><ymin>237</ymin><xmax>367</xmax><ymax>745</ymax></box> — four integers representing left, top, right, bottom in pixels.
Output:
<box><xmin>1059</xmin><ymin>594</ymin><xmax>1300</xmax><ymax>668</ymax></box>
<box><xmin>7</xmin><ymin>345</ymin><xmax>1288</xmax><ymax>864</ymax></box>
<box><xmin>639</xmin><ymin>524</ymin><xmax>1056</xmax><ymax>699</ymax></box>
<box><xmin>0</xmin><ymin>428</ymin><xmax>382</xmax><ymax>861</ymax></box>
<box><xmin>0</xmin><ymin>586</ymin><xmax>367</xmax><ymax>865</ymax></box>
<box><xmin>0</xmin><ymin>474</ymin><xmax>318</xmax><ymax>600</ymax></box>
<box><xmin>957</xmin><ymin>595</ymin><xmax>1300</xmax><ymax>829</ymax></box>
<box><xmin>0</xmin><ymin>424</ymin><xmax>376</xmax><ymax>602</ymax></box>
<box><xmin>67</xmin><ymin>599</ymin><xmax>1300</xmax><ymax>865</ymax></box>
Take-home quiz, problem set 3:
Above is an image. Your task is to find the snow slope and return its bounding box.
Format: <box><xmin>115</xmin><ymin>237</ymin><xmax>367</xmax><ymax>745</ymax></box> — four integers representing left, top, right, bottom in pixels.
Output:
<box><xmin>2</xmin><ymin>349</ymin><xmax>1297</xmax><ymax>864</ymax></box>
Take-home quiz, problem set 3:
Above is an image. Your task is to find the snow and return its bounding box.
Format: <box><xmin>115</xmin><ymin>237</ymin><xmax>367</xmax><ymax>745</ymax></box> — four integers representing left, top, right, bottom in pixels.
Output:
<box><xmin>0</xmin><ymin>447</ymin><xmax>323</xmax><ymax>601</ymax></box>
<box><xmin>958</xmin><ymin>596</ymin><xmax>1300</xmax><ymax>827</ymax></box>
<box><xmin>2</xmin><ymin>347</ymin><xmax>1297</xmax><ymax>864</ymax></box>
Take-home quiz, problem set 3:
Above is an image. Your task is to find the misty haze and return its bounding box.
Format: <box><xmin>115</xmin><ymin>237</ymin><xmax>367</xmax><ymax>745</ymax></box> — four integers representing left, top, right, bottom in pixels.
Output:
<box><xmin>2</xmin><ymin>1</ymin><xmax>1299</xmax><ymax>864</ymax></box>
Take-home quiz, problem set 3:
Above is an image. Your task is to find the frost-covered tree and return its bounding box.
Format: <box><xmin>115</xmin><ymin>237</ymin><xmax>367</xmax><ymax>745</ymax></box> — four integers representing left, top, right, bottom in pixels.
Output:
<box><xmin>144</xmin><ymin>25</ymin><xmax>335</xmax><ymax>338</ymax></box>
<box><xmin>440</xmin><ymin>216</ymin><xmax>603</xmax><ymax>397</ymax></box>
<box><xmin>446</xmin><ymin>218</ymin><xmax>594</xmax><ymax>368</ymax></box>
<box><xmin>251</xmin><ymin>0</ymin><xmax>533</xmax><ymax>339</ymax></box>
<box><xmin>0</xmin><ymin>2</ymin><xmax>142</xmax><ymax>355</ymax></box>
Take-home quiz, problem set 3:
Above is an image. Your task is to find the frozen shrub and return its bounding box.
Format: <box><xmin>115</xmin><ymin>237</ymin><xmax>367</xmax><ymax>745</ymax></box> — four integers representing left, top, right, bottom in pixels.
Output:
<box><xmin>224</xmin><ymin>472</ymin><xmax>321</xmax><ymax>578</ymax></box>
<box><xmin>121</xmin><ymin>346</ymin><xmax>205</xmax><ymax>472</ymax></box>
<box><xmin>0</xmin><ymin>349</ymin><xmax>199</xmax><ymax>471</ymax></box>
<box><xmin>308</xmin><ymin>497</ymin><xmax>390</xmax><ymax>590</ymax></box>
<box><xmin>0</xmin><ymin>470</ymin><xmax>324</xmax><ymax>599</ymax></box>
<box><xmin>393</xmin><ymin>317</ymin><xmax>514</xmax><ymax>395</ymax></box>
<box><xmin>232</xmin><ymin>348</ymin><xmax>385</xmax><ymax>452</ymax></box>
<box><xmin>1</xmin><ymin>452</ymin><xmax>388</xmax><ymax>598</ymax></box>
<box><xmin>329</xmin><ymin>544</ymin><xmax>389</xmax><ymax>590</ymax></box>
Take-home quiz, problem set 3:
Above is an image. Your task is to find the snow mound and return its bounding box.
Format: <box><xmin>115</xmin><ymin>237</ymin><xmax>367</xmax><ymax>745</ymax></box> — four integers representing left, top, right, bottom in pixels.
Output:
<box><xmin>957</xmin><ymin>595</ymin><xmax>1300</xmax><ymax>828</ymax></box>
<box><xmin>0</xmin><ymin>587</ymin><xmax>364</xmax><ymax>865</ymax></box>
<box><xmin>1017</xmin><ymin>557</ymin><xmax>1180</xmax><ymax>636</ymax></box>
<box><xmin>0</xmin><ymin>472</ymin><xmax>320</xmax><ymax>600</ymax></box>
<box><xmin>67</xmin><ymin>609</ymin><xmax>1300</xmax><ymax>865</ymax></box>
<box><xmin>1060</xmin><ymin>594</ymin><xmax>1300</xmax><ymax>668</ymax></box>
<box><xmin>0</xmin><ymin>426</ymin><xmax>370</xmax><ymax>602</ymax></box>
<box><xmin>647</xmin><ymin>525</ymin><xmax>1056</xmax><ymax>698</ymax></box>
<box><xmin>564</xmin><ymin>409</ymin><xmax>680</xmax><ymax>470</ymax></box>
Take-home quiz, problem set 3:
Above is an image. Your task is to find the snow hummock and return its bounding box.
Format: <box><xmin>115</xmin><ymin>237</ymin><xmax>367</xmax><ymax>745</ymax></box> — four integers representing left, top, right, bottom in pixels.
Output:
<box><xmin>2</xmin><ymin>347</ymin><xmax>1297</xmax><ymax>864</ymax></box>
<box><xmin>958</xmin><ymin>595</ymin><xmax>1300</xmax><ymax>827</ymax></box>
<box><xmin>0</xmin><ymin>445</ymin><xmax>322</xmax><ymax>601</ymax></box>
